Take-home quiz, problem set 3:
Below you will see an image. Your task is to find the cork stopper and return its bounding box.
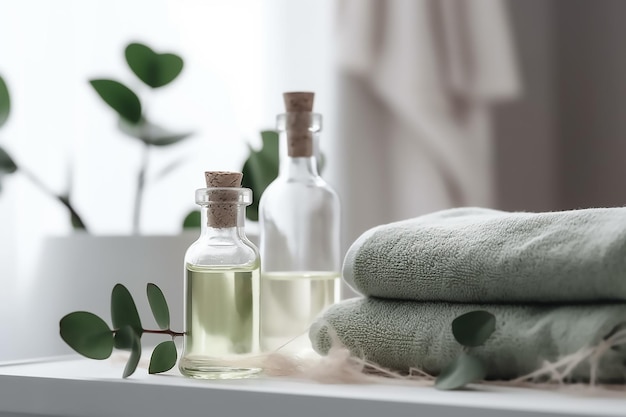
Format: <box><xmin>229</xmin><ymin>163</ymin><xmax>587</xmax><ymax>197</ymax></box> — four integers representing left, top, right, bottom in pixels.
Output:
<box><xmin>283</xmin><ymin>91</ymin><xmax>314</xmax><ymax>157</ymax></box>
<box><xmin>283</xmin><ymin>92</ymin><xmax>314</xmax><ymax>112</ymax></box>
<box><xmin>204</xmin><ymin>171</ymin><xmax>242</xmax><ymax>228</ymax></box>
<box><xmin>205</xmin><ymin>171</ymin><xmax>242</xmax><ymax>188</ymax></box>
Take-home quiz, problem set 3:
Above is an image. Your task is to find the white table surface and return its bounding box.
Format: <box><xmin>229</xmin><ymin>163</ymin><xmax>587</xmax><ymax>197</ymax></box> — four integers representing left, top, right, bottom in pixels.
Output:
<box><xmin>1</xmin><ymin>355</ymin><xmax>625</xmax><ymax>417</ymax></box>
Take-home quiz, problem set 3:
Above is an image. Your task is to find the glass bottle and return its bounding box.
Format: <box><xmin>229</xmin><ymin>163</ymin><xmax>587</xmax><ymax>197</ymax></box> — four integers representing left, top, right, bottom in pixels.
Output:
<box><xmin>259</xmin><ymin>92</ymin><xmax>341</xmax><ymax>354</ymax></box>
<box><xmin>179</xmin><ymin>171</ymin><xmax>261</xmax><ymax>379</ymax></box>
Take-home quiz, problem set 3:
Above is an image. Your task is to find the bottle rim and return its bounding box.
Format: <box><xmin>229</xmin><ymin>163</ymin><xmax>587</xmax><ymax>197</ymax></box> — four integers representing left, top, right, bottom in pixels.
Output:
<box><xmin>195</xmin><ymin>187</ymin><xmax>252</xmax><ymax>205</ymax></box>
<box><xmin>276</xmin><ymin>112</ymin><xmax>322</xmax><ymax>133</ymax></box>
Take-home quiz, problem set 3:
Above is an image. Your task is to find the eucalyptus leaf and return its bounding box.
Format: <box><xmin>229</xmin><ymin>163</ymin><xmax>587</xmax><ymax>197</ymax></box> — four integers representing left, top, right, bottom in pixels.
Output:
<box><xmin>182</xmin><ymin>210</ymin><xmax>201</xmax><ymax>229</ymax></box>
<box><xmin>116</xmin><ymin>325</ymin><xmax>142</xmax><ymax>378</ymax></box>
<box><xmin>0</xmin><ymin>75</ymin><xmax>10</xmax><ymax>128</ymax></box>
<box><xmin>241</xmin><ymin>130</ymin><xmax>280</xmax><ymax>221</ymax></box>
<box><xmin>0</xmin><ymin>146</ymin><xmax>17</xmax><ymax>174</ymax></box>
<box><xmin>58</xmin><ymin>195</ymin><xmax>87</xmax><ymax>230</ymax></box>
<box><xmin>111</xmin><ymin>284</ymin><xmax>142</xmax><ymax>348</ymax></box>
<box><xmin>70</xmin><ymin>211</ymin><xmax>87</xmax><ymax>230</ymax></box>
<box><xmin>89</xmin><ymin>79</ymin><xmax>142</xmax><ymax>123</ymax></box>
<box><xmin>147</xmin><ymin>283</ymin><xmax>170</xmax><ymax>330</ymax></box>
<box><xmin>113</xmin><ymin>324</ymin><xmax>135</xmax><ymax>350</ymax></box>
<box><xmin>148</xmin><ymin>340</ymin><xmax>177</xmax><ymax>374</ymax></box>
<box><xmin>59</xmin><ymin>311</ymin><xmax>113</xmax><ymax>360</ymax></box>
<box><xmin>118</xmin><ymin>117</ymin><xmax>192</xmax><ymax>146</ymax></box>
<box><xmin>452</xmin><ymin>310</ymin><xmax>496</xmax><ymax>347</ymax></box>
<box><xmin>125</xmin><ymin>42</ymin><xmax>184</xmax><ymax>88</ymax></box>
<box><xmin>435</xmin><ymin>353</ymin><xmax>486</xmax><ymax>390</ymax></box>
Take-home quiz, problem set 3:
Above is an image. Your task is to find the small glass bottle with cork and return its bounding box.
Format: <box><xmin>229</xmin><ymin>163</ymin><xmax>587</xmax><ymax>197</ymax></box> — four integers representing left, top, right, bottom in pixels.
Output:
<box><xmin>259</xmin><ymin>92</ymin><xmax>341</xmax><ymax>354</ymax></box>
<box><xmin>179</xmin><ymin>171</ymin><xmax>261</xmax><ymax>379</ymax></box>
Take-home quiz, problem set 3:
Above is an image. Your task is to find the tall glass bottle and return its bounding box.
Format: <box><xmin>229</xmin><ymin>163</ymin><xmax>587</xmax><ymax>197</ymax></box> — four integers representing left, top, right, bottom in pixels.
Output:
<box><xmin>179</xmin><ymin>171</ymin><xmax>261</xmax><ymax>379</ymax></box>
<box><xmin>259</xmin><ymin>92</ymin><xmax>341</xmax><ymax>353</ymax></box>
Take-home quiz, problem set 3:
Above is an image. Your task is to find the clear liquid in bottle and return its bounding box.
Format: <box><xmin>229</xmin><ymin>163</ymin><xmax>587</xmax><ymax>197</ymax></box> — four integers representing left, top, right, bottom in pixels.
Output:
<box><xmin>179</xmin><ymin>263</ymin><xmax>260</xmax><ymax>379</ymax></box>
<box><xmin>260</xmin><ymin>271</ymin><xmax>340</xmax><ymax>352</ymax></box>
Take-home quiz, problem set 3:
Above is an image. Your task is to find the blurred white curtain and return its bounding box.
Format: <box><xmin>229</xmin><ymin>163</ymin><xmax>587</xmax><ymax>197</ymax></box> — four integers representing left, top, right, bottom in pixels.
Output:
<box><xmin>329</xmin><ymin>0</ymin><xmax>520</xmax><ymax>249</ymax></box>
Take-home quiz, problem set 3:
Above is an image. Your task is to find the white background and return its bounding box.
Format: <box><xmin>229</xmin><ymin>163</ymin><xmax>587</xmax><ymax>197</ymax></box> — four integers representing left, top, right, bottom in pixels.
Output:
<box><xmin>0</xmin><ymin>0</ymin><xmax>336</xmax><ymax>284</ymax></box>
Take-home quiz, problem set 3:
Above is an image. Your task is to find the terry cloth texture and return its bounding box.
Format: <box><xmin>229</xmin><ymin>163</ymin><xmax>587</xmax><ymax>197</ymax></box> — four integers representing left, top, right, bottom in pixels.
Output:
<box><xmin>342</xmin><ymin>207</ymin><xmax>626</xmax><ymax>303</ymax></box>
<box><xmin>310</xmin><ymin>207</ymin><xmax>626</xmax><ymax>381</ymax></box>
<box><xmin>310</xmin><ymin>297</ymin><xmax>626</xmax><ymax>382</ymax></box>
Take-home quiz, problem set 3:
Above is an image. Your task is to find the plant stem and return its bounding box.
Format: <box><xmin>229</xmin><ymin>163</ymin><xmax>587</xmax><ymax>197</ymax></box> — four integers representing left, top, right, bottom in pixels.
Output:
<box><xmin>19</xmin><ymin>165</ymin><xmax>89</xmax><ymax>232</ymax></box>
<box><xmin>132</xmin><ymin>142</ymin><xmax>150</xmax><ymax>234</ymax></box>
<box><xmin>143</xmin><ymin>328</ymin><xmax>184</xmax><ymax>337</ymax></box>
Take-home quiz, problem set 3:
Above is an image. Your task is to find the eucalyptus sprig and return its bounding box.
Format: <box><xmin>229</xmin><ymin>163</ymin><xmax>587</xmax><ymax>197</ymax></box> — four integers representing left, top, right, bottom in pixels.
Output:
<box><xmin>435</xmin><ymin>310</ymin><xmax>496</xmax><ymax>390</ymax></box>
<box><xmin>59</xmin><ymin>283</ymin><xmax>183</xmax><ymax>378</ymax></box>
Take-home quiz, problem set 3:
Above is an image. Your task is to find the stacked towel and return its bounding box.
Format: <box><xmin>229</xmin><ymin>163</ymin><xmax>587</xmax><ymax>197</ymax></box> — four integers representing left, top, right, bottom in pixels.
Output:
<box><xmin>310</xmin><ymin>207</ymin><xmax>626</xmax><ymax>382</ymax></box>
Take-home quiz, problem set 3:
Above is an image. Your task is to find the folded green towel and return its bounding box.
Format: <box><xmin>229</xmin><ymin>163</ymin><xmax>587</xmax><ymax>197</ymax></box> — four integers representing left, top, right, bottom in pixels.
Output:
<box><xmin>343</xmin><ymin>207</ymin><xmax>626</xmax><ymax>303</ymax></box>
<box><xmin>310</xmin><ymin>297</ymin><xmax>626</xmax><ymax>381</ymax></box>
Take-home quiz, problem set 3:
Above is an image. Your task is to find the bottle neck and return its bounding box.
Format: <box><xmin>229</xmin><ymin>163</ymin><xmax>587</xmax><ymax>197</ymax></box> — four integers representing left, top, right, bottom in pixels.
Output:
<box><xmin>200</xmin><ymin>204</ymin><xmax>247</xmax><ymax>241</ymax></box>
<box><xmin>280</xmin><ymin>155</ymin><xmax>320</xmax><ymax>179</ymax></box>
<box><xmin>279</xmin><ymin>130</ymin><xmax>321</xmax><ymax>179</ymax></box>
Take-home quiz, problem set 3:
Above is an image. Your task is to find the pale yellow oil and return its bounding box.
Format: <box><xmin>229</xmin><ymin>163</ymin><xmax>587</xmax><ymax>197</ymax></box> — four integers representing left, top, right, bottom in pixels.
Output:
<box><xmin>179</xmin><ymin>263</ymin><xmax>260</xmax><ymax>379</ymax></box>
<box><xmin>260</xmin><ymin>271</ymin><xmax>340</xmax><ymax>353</ymax></box>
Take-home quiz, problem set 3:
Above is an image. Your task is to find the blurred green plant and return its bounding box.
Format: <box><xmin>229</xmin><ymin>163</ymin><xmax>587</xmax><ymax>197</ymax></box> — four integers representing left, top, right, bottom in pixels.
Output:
<box><xmin>181</xmin><ymin>129</ymin><xmax>326</xmax><ymax>227</ymax></box>
<box><xmin>241</xmin><ymin>130</ymin><xmax>280</xmax><ymax>221</ymax></box>
<box><xmin>181</xmin><ymin>130</ymin><xmax>279</xmax><ymax>228</ymax></box>
<box><xmin>0</xmin><ymin>74</ymin><xmax>16</xmax><ymax>192</ymax></box>
<box><xmin>0</xmin><ymin>74</ymin><xmax>88</xmax><ymax>229</ymax></box>
<box><xmin>59</xmin><ymin>283</ymin><xmax>182</xmax><ymax>378</ymax></box>
<box><xmin>0</xmin><ymin>42</ymin><xmax>193</xmax><ymax>233</ymax></box>
<box><xmin>435</xmin><ymin>310</ymin><xmax>496</xmax><ymax>390</ymax></box>
<box><xmin>91</xmin><ymin>42</ymin><xmax>193</xmax><ymax>234</ymax></box>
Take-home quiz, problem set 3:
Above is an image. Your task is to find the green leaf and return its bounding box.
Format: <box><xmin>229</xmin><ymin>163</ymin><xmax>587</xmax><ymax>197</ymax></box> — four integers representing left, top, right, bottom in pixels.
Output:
<box><xmin>70</xmin><ymin>211</ymin><xmax>87</xmax><ymax>230</ymax></box>
<box><xmin>118</xmin><ymin>117</ymin><xmax>192</xmax><ymax>146</ymax></box>
<box><xmin>182</xmin><ymin>210</ymin><xmax>201</xmax><ymax>229</ymax></box>
<box><xmin>241</xmin><ymin>130</ymin><xmax>280</xmax><ymax>221</ymax></box>
<box><xmin>89</xmin><ymin>79</ymin><xmax>142</xmax><ymax>123</ymax></box>
<box><xmin>148</xmin><ymin>340</ymin><xmax>177</xmax><ymax>374</ymax></box>
<box><xmin>435</xmin><ymin>353</ymin><xmax>487</xmax><ymax>390</ymax></box>
<box><xmin>111</xmin><ymin>284</ymin><xmax>142</xmax><ymax>348</ymax></box>
<box><xmin>58</xmin><ymin>195</ymin><xmax>87</xmax><ymax>230</ymax></box>
<box><xmin>452</xmin><ymin>310</ymin><xmax>496</xmax><ymax>347</ymax></box>
<box><xmin>116</xmin><ymin>325</ymin><xmax>141</xmax><ymax>378</ymax></box>
<box><xmin>0</xmin><ymin>75</ymin><xmax>10</xmax><ymax>128</ymax></box>
<box><xmin>147</xmin><ymin>283</ymin><xmax>170</xmax><ymax>330</ymax></box>
<box><xmin>59</xmin><ymin>311</ymin><xmax>114</xmax><ymax>360</ymax></box>
<box><xmin>113</xmin><ymin>324</ymin><xmax>135</xmax><ymax>350</ymax></box>
<box><xmin>125</xmin><ymin>42</ymin><xmax>184</xmax><ymax>88</ymax></box>
<box><xmin>0</xmin><ymin>146</ymin><xmax>17</xmax><ymax>174</ymax></box>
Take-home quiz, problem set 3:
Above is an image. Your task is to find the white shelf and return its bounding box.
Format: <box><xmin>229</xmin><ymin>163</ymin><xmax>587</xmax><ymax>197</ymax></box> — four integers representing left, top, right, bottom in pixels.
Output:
<box><xmin>0</xmin><ymin>355</ymin><xmax>625</xmax><ymax>417</ymax></box>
